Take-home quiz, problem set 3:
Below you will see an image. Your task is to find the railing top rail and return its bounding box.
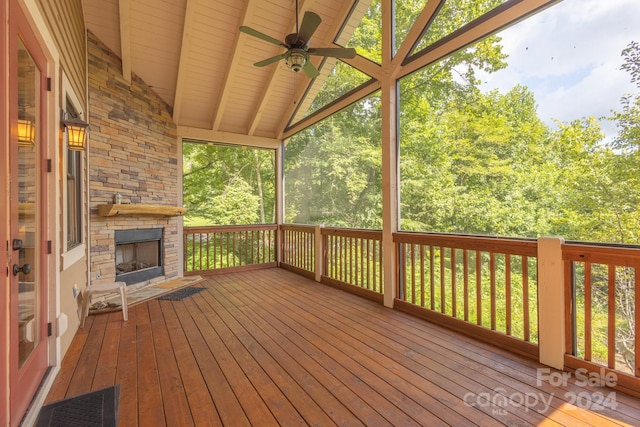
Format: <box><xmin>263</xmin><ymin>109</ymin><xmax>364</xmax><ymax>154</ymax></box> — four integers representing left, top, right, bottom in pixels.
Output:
<box><xmin>321</xmin><ymin>227</ymin><xmax>383</xmax><ymax>239</ymax></box>
<box><xmin>280</xmin><ymin>224</ymin><xmax>317</xmax><ymax>232</ymax></box>
<box><xmin>184</xmin><ymin>224</ymin><xmax>278</xmax><ymax>233</ymax></box>
<box><xmin>394</xmin><ymin>231</ymin><xmax>537</xmax><ymax>257</ymax></box>
<box><xmin>562</xmin><ymin>242</ymin><xmax>640</xmax><ymax>266</ymax></box>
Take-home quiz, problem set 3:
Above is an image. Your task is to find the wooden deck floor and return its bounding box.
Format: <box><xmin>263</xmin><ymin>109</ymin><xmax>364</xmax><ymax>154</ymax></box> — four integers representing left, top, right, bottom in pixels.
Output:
<box><xmin>46</xmin><ymin>268</ymin><xmax>640</xmax><ymax>426</ymax></box>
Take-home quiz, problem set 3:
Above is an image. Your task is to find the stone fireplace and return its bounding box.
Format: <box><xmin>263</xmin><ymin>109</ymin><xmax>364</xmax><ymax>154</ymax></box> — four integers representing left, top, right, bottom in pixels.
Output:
<box><xmin>114</xmin><ymin>228</ymin><xmax>163</xmax><ymax>285</ymax></box>
<box><xmin>87</xmin><ymin>32</ymin><xmax>181</xmax><ymax>287</ymax></box>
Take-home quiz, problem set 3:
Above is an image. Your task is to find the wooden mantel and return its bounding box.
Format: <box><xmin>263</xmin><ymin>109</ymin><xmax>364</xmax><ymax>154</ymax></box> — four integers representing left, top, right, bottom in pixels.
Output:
<box><xmin>97</xmin><ymin>204</ymin><xmax>187</xmax><ymax>217</ymax></box>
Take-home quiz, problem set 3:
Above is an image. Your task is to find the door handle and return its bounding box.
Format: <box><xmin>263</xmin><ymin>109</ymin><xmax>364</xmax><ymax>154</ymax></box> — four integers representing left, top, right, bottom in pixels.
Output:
<box><xmin>13</xmin><ymin>264</ymin><xmax>32</xmax><ymax>276</ymax></box>
<box><xmin>12</xmin><ymin>239</ymin><xmax>23</xmax><ymax>250</ymax></box>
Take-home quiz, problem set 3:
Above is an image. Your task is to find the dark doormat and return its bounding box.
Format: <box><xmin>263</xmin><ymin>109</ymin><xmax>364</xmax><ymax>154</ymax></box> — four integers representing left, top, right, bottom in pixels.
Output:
<box><xmin>36</xmin><ymin>385</ymin><xmax>120</xmax><ymax>427</ymax></box>
<box><xmin>157</xmin><ymin>286</ymin><xmax>206</xmax><ymax>301</ymax></box>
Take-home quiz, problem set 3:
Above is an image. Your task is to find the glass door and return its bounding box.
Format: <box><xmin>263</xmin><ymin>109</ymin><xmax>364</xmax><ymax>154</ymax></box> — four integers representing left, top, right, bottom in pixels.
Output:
<box><xmin>15</xmin><ymin>37</ymin><xmax>41</xmax><ymax>369</ymax></box>
<box><xmin>9</xmin><ymin>8</ymin><xmax>49</xmax><ymax>425</ymax></box>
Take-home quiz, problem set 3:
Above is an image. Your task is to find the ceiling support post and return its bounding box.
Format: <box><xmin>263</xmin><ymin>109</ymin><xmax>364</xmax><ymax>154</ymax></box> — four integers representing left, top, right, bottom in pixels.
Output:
<box><xmin>381</xmin><ymin>0</ymin><xmax>398</xmax><ymax>308</ymax></box>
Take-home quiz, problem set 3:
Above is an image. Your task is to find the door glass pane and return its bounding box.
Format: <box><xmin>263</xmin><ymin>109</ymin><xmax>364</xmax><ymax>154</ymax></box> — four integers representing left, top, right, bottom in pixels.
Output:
<box><xmin>17</xmin><ymin>39</ymin><xmax>40</xmax><ymax>368</ymax></box>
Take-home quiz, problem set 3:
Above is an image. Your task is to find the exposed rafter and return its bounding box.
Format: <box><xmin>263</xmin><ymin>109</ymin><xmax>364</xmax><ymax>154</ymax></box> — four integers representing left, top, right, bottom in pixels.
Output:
<box><xmin>118</xmin><ymin>0</ymin><xmax>131</xmax><ymax>82</ymax></box>
<box><xmin>83</xmin><ymin>0</ymin><xmax>566</xmax><ymax>146</ymax></box>
<box><xmin>172</xmin><ymin>0</ymin><xmax>198</xmax><ymax>123</ymax></box>
<box><xmin>331</xmin><ymin>43</ymin><xmax>381</xmax><ymax>79</ymax></box>
<box><xmin>212</xmin><ymin>1</ymin><xmax>258</xmax><ymax>131</ymax></box>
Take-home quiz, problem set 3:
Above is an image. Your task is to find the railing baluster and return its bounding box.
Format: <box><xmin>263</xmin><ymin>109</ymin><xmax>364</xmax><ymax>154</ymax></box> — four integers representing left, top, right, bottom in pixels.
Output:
<box><xmin>608</xmin><ymin>264</ymin><xmax>616</xmax><ymax>369</ymax></box>
<box><xmin>366</xmin><ymin>239</ymin><xmax>371</xmax><ymax>290</ymax></box>
<box><xmin>463</xmin><ymin>249</ymin><xmax>469</xmax><ymax>322</ymax></box>
<box><xmin>360</xmin><ymin>238</ymin><xmax>365</xmax><ymax>289</ymax></box>
<box><xmin>476</xmin><ymin>251</ymin><xmax>482</xmax><ymax>327</ymax></box>
<box><xmin>409</xmin><ymin>244</ymin><xmax>416</xmax><ymax>304</ymax></box>
<box><xmin>373</xmin><ymin>238</ymin><xmax>378</xmax><ymax>292</ymax></box>
<box><xmin>451</xmin><ymin>248</ymin><xmax>457</xmax><ymax>318</ymax></box>
<box><xmin>420</xmin><ymin>245</ymin><xmax>425</xmax><ymax>308</ymax></box>
<box><xmin>430</xmin><ymin>246</ymin><xmax>435</xmax><ymax>311</ymax></box>
<box><xmin>505</xmin><ymin>254</ymin><xmax>511</xmax><ymax>336</ymax></box>
<box><xmin>191</xmin><ymin>233</ymin><xmax>196</xmax><ymax>272</ymax></box>
<box><xmin>440</xmin><ymin>247</ymin><xmax>445</xmax><ymax>314</ymax></box>
<box><xmin>377</xmin><ymin>239</ymin><xmax>382</xmax><ymax>293</ymax></box>
<box><xmin>585</xmin><ymin>262</ymin><xmax>592</xmax><ymax>361</ymax></box>
<box><xmin>490</xmin><ymin>252</ymin><xmax>496</xmax><ymax>331</ymax></box>
<box><xmin>522</xmin><ymin>256</ymin><xmax>530</xmax><ymax>342</ymax></box>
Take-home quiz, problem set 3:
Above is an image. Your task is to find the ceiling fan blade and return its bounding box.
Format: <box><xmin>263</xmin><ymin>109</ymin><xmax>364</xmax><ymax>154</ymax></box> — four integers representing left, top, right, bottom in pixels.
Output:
<box><xmin>303</xmin><ymin>60</ymin><xmax>320</xmax><ymax>79</ymax></box>
<box><xmin>298</xmin><ymin>11</ymin><xmax>322</xmax><ymax>43</ymax></box>
<box><xmin>308</xmin><ymin>47</ymin><xmax>357</xmax><ymax>59</ymax></box>
<box><xmin>239</xmin><ymin>26</ymin><xmax>288</xmax><ymax>48</ymax></box>
<box><xmin>254</xmin><ymin>54</ymin><xmax>285</xmax><ymax>67</ymax></box>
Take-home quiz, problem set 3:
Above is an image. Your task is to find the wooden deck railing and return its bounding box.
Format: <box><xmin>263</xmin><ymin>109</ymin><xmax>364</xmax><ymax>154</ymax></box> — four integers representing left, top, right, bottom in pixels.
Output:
<box><xmin>280</xmin><ymin>225</ymin><xmax>384</xmax><ymax>302</ymax></box>
<box><xmin>563</xmin><ymin>242</ymin><xmax>640</xmax><ymax>394</ymax></box>
<box><xmin>182</xmin><ymin>224</ymin><xmax>639</xmax><ymax>393</ymax></box>
<box><xmin>393</xmin><ymin>232</ymin><xmax>539</xmax><ymax>358</ymax></box>
<box><xmin>321</xmin><ymin>227</ymin><xmax>384</xmax><ymax>302</ymax></box>
<box><xmin>280</xmin><ymin>224</ymin><xmax>317</xmax><ymax>279</ymax></box>
<box><xmin>183</xmin><ymin>225</ymin><xmax>277</xmax><ymax>274</ymax></box>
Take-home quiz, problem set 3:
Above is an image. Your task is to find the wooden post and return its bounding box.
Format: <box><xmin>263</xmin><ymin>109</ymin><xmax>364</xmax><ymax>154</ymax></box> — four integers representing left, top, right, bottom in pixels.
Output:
<box><xmin>275</xmin><ymin>142</ymin><xmax>284</xmax><ymax>265</ymax></box>
<box><xmin>381</xmin><ymin>0</ymin><xmax>398</xmax><ymax>308</ymax></box>
<box><xmin>315</xmin><ymin>225</ymin><xmax>323</xmax><ymax>282</ymax></box>
<box><xmin>538</xmin><ymin>237</ymin><xmax>566</xmax><ymax>369</ymax></box>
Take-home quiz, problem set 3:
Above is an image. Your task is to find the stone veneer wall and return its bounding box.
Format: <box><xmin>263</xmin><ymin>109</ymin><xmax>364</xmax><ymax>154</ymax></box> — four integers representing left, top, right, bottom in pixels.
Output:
<box><xmin>87</xmin><ymin>31</ymin><xmax>180</xmax><ymax>286</ymax></box>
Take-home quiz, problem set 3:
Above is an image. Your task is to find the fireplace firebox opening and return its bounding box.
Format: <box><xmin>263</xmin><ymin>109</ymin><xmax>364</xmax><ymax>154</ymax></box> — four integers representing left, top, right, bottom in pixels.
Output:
<box><xmin>114</xmin><ymin>228</ymin><xmax>164</xmax><ymax>285</ymax></box>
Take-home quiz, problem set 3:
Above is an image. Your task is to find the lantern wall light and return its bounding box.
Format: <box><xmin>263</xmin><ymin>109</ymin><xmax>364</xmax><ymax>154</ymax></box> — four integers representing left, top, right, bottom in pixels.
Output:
<box><xmin>62</xmin><ymin>110</ymin><xmax>89</xmax><ymax>151</ymax></box>
<box><xmin>17</xmin><ymin>118</ymin><xmax>36</xmax><ymax>146</ymax></box>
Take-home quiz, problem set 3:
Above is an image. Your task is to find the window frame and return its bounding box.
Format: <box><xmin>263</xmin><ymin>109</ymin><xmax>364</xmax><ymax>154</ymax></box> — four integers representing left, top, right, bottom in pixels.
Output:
<box><xmin>60</xmin><ymin>76</ymin><xmax>86</xmax><ymax>269</ymax></box>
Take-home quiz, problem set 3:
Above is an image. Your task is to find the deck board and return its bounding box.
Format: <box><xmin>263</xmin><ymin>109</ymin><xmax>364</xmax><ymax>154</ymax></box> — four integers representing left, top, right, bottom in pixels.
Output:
<box><xmin>46</xmin><ymin>268</ymin><xmax>640</xmax><ymax>426</ymax></box>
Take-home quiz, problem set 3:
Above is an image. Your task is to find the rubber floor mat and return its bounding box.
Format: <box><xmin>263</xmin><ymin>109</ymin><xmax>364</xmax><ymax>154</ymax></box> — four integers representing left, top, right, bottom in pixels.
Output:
<box><xmin>157</xmin><ymin>286</ymin><xmax>206</xmax><ymax>301</ymax></box>
<box><xmin>36</xmin><ymin>385</ymin><xmax>120</xmax><ymax>427</ymax></box>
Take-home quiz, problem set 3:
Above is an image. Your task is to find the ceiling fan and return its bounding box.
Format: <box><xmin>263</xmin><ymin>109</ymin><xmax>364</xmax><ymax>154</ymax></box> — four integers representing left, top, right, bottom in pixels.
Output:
<box><xmin>239</xmin><ymin>1</ymin><xmax>356</xmax><ymax>79</ymax></box>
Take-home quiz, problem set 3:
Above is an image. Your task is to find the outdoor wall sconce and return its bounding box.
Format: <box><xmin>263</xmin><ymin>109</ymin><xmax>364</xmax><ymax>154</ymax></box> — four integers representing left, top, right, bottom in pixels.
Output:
<box><xmin>17</xmin><ymin>118</ymin><xmax>36</xmax><ymax>146</ymax></box>
<box><xmin>62</xmin><ymin>112</ymin><xmax>89</xmax><ymax>151</ymax></box>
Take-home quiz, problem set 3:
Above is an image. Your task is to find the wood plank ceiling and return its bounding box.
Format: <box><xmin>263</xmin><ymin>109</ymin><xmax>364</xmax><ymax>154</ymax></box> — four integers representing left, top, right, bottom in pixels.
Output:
<box><xmin>81</xmin><ymin>0</ymin><xmax>559</xmax><ymax>147</ymax></box>
<box><xmin>82</xmin><ymin>0</ymin><xmax>372</xmax><ymax>147</ymax></box>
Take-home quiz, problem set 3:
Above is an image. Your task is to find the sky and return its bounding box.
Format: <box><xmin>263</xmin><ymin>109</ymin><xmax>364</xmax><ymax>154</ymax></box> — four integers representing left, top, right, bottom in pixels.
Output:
<box><xmin>478</xmin><ymin>0</ymin><xmax>640</xmax><ymax>141</ymax></box>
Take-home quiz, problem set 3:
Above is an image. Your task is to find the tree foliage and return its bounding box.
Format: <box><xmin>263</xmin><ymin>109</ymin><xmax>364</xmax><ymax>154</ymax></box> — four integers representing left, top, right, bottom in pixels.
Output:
<box><xmin>182</xmin><ymin>142</ymin><xmax>275</xmax><ymax>225</ymax></box>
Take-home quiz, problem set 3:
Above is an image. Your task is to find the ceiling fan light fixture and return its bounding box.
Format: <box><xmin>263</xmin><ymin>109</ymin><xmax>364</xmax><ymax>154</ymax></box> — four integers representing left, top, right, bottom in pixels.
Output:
<box><xmin>285</xmin><ymin>50</ymin><xmax>306</xmax><ymax>72</ymax></box>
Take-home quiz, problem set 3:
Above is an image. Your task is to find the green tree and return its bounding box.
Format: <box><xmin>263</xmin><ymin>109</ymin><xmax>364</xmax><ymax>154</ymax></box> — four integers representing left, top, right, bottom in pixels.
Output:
<box><xmin>183</xmin><ymin>142</ymin><xmax>275</xmax><ymax>225</ymax></box>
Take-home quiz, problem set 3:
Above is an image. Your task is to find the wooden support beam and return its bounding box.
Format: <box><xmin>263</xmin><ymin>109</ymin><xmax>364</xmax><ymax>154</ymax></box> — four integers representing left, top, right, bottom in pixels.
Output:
<box><xmin>212</xmin><ymin>1</ymin><xmax>257</xmax><ymax>131</ymax></box>
<box><xmin>119</xmin><ymin>0</ymin><xmax>132</xmax><ymax>82</ymax></box>
<box><xmin>172</xmin><ymin>0</ymin><xmax>198</xmax><ymax>123</ymax></box>
<box><xmin>391</xmin><ymin>0</ymin><xmax>445</xmax><ymax>71</ymax></box>
<box><xmin>381</xmin><ymin>0</ymin><xmax>398</xmax><ymax>308</ymax></box>
<box><xmin>177</xmin><ymin>126</ymin><xmax>280</xmax><ymax>149</ymax></box>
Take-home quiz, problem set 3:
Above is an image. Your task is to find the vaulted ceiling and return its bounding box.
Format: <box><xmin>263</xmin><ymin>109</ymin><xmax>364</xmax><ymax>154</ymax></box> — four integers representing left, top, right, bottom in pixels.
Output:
<box><xmin>81</xmin><ymin>0</ymin><xmax>558</xmax><ymax>147</ymax></box>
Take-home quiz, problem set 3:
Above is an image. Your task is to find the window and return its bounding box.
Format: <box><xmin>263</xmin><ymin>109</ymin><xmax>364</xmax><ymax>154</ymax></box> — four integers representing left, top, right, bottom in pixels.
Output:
<box><xmin>285</xmin><ymin>92</ymin><xmax>382</xmax><ymax>228</ymax></box>
<box><xmin>182</xmin><ymin>141</ymin><xmax>276</xmax><ymax>226</ymax></box>
<box><xmin>398</xmin><ymin>0</ymin><xmax>640</xmax><ymax>243</ymax></box>
<box><xmin>66</xmin><ymin>99</ymin><xmax>83</xmax><ymax>249</ymax></box>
